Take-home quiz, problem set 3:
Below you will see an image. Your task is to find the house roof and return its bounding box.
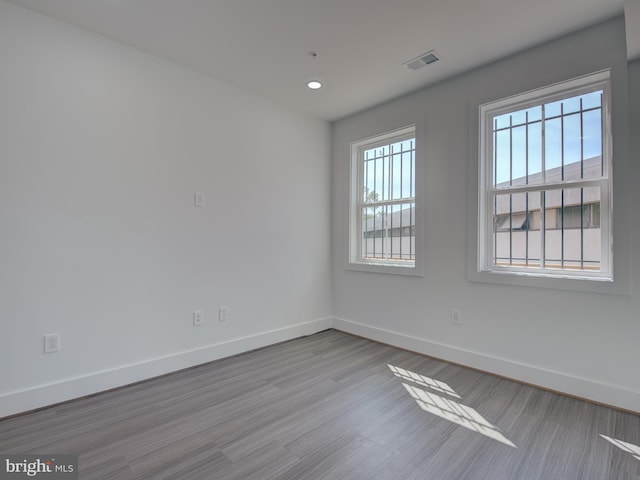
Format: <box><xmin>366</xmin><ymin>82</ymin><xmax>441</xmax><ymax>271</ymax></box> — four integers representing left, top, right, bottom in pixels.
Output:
<box><xmin>363</xmin><ymin>205</ymin><xmax>415</xmax><ymax>233</ymax></box>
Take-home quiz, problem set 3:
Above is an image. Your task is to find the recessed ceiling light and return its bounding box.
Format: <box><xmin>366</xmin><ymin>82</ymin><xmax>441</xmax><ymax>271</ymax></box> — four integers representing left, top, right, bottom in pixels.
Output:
<box><xmin>307</xmin><ymin>80</ymin><xmax>322</xmax><ymax>90</ymax></box>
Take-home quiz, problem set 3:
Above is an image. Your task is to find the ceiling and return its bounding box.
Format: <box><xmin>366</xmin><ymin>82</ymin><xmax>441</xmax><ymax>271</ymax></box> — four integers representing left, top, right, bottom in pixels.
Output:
<box><xmin>6</xmin><ymin>0</ymin><xmax>636</xmax><ymax>121</ymax></box>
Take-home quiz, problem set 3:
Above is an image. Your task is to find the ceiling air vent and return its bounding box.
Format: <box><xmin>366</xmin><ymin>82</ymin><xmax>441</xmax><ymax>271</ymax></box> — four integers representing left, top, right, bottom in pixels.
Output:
<box><xmin>404</xmin><ymin>50</ymin><xmax>440</xmax><ymax>71</ymax></box>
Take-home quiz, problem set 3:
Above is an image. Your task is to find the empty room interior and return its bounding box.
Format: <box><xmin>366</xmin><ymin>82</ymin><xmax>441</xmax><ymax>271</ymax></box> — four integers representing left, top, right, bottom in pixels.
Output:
<box><xmin>1</xmin><ymin>0</ymin><xmax>639</xmax><ymax>478</ymax></box>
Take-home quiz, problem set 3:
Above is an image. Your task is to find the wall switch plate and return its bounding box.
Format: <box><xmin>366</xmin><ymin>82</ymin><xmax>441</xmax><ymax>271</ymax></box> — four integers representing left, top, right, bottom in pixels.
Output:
<box><xmin>44</xmin><ymin>333</ymin><xmax>60</xmax><ymax>353</ymax></box>
<box><xmin>194</xmin><ymin>192</ymin><xmax>205</xmax><ymax>207</ymax></box>
<box><xmin>451</xmin><ymin>309</ymin><xmax>461</xmax><ymax>326</ymax></box>
<box><xmin>193</xmin><ymin>310</ymin><xmax>203</xmax><ymax>326</ymax></box>
<box><xmin>219</xmin><ymin>306</ymin><xmax>229</xmax><ymax>322</ymax></box>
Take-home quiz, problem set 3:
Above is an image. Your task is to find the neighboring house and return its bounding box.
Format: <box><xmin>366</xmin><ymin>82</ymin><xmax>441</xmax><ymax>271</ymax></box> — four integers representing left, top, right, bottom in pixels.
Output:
<box><xmin>362</xmin><ymin>205</ymin><xmax>415</xmax><ymax>262</ymax></box>
<box><xmin>493</xmin><ymin>156</ymin><xmax>602</xmax><ymax>269</ymax></box>
<box><xmin>362</xmin><ymin>156</ymin><xmax>602</xmax><ymax>268</ymax></box>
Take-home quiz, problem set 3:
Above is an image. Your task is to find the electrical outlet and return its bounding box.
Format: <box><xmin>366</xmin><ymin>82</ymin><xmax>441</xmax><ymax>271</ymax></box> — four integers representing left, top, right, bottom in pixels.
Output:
<box><xmin>219</xmin><ymin>306</ymin><xmax>229</xmax><ymax>322</ymax></box>
<box><xmin>193</xmin><ymin>310</ymin><xmax>203</xmax><ymax>326</ymax></box>
<box><xmin>451</xmin><ymin>309</ymin><xmax>461</xmax><ymax>326</ymax></box>
<box><xmin>44</xmin><ymin>333</ymin><xmax>60</xmax><ymax>353</ymax></box>
<box><xmin>194</xmin><ymin>192</ymin><xmax>205</xmax><ymax>207</ymax></box>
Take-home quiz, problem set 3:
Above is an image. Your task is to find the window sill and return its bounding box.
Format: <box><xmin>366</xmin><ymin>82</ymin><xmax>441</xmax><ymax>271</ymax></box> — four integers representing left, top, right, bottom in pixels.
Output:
<box><xmin>467</xmin><ymin>268</ymin><xmax>629</xmax><ymax>295</ymax></box>
<box><xmin>346</xmin><ymin>261</ymin><xmax>424</xmax><ymax>277</ymax></box>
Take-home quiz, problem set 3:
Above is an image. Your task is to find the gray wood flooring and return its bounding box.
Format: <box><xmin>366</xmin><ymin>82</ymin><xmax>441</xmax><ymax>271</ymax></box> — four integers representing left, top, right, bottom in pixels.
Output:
<box><xmin>1</xmin><ymin>329</ymin><xmax>639</xmax><ymax>479</ymax></box>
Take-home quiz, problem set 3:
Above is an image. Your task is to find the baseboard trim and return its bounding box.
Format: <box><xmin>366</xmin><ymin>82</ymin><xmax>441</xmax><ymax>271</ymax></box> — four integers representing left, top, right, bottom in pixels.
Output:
<box><xmin>331</xmin><ymin>316</ymin><xmax>640</xmax><ymax>414</ymax></box>
<box><xmin>0</xmin><ymin>317</ymin><xmax>332</xmax><ymax>419</ymax></box>
<box><xmin>3</xmin><ymin>316</ymin><xmax>638</xmax><ymax>419</ymax></box>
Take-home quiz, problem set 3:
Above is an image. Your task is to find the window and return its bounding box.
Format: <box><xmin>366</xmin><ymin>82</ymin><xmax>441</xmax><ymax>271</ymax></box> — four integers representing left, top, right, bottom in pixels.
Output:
<box><xmin>478</xmin><ymin>70</ymin><xmax>612</xmax><ymax>280</ymax></box>
<box><xmin>349</xmin><ymin>126</ymin><xmax>420</xmax><ymax>273</ymax></box>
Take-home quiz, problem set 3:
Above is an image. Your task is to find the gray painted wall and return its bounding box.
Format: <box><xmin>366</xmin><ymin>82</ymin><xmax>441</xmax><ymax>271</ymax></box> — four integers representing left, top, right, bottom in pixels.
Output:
<box><xmin>332</xmin><ymin>17</ymin><xmax>639</xmax><ymax>411</ymax></box>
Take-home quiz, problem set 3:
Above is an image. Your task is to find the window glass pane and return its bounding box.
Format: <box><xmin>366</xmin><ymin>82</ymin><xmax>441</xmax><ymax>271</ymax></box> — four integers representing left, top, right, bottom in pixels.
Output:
<box><xmin>361</xmin><ymin>203</ymin><xmax>414</xmax><ymax>262</ymax></box>
<box><xmin>391</xmin><ymin>151</ymin><xmax>401</xmax><ymax>200</ymax></box>
<box><xmin>361</xmin><ymin>205</ymin><xmax>382</xmax><ymax>259</ymax></box>
<box><xmin>494</xmin><ymin>129</ymin><xmax>511</xmax><ymax>186</ymax></box>
<box><xmin>561</xmin><ymin>95</ymin><xmax>581</xmax><ymax>114</ymax></box>
<box><xmin>583</xmin><ymin>109</ymin><xmax>603</xmax><ymax>180</ymax></box>
<box><xmin>527</xmin><ymin>122</ymin><xmax>542</xmax><ymax>183</ymax></box>
<box><xmin>544</xmin><ymin>117</ymin><xmax>562</xmax><ymax>178</ymax></box>
<box><xmin>363</xmin><ymin>146</ymin><xmax>385</xmax><ymax>203</ymax></box>
<box><xmin>511</xmin><ymin>192</ymin><xmax>533</xmax><ymax>266</ymax></box>
<box><xmin>543</xmin><ymin>190</ymin><xmax>562</xmax><ymax>269</ymax></box>
<box><xmin>388</xmin><ymin>140</ymin><xmax>404</xmax><ymax>200</ymax></box>
<box><xmin>543</xmin><ymin>187</ymin><xmax>601</xmax><ymax>271</ymax></box>
<box><xmin>591</xmin><ymin>200</ymin><xmax>601</xmax><ymax>228</ymax></box>
<box><xmin>364</xmin><ymin>148</ymin><xmax>374</xmax><ymax>161</ymax></box>
<box><xmin>562</xmin><ymin>188</ymin><xmax>589</xmax><ymax>269</ymax></box>
<box><xmin>402</xmin><ymin>150</ymin><xmax>413</xmax><ymax>198</ymax></box>
<box><xmin>390</xmin><ymin>203</ymin><xmax>415</xmax><ymax>261</ymax></box>
<box><xmin>510</xmin><ymin>109</ymin><xmax>526</xmax><ymax>126</ymax></box>
<box><xmin>363</xmin><ymin>159</ymin><xmax>374</xmax><ymax>203</ymax></box>
<box><xmin>580</xmin><ymin>90</ymin><xmax>602</xmax><ymax>110</ymax></box>
<box><xmin>563</xmin><ymin>113</ymin><xmax>581</xmax><ymax>179</ymax></box>
<box><xmin>525</xmin><ymin>106</ymin><xmax>542</xmax><ymax>122</ymax></box>
<box><xmin>495</xmin><ymin>113</ymin><xmax>511</xmax><ymax>130</ymax></box>
<box><xmin>562</xmin><ymin>204</ymin><xmax>583</xmax><ymax>229</ymax></box>
<box><xmin>582</xmin><ymin>187</ymin><xmax>601</xmax><ymax>271</ymax></box>
<box><xmin>511</xmin><ymin>126</ymin><xmax>527</xmax><ymax>185</ymax></box>
<box><xmin>402</xmin><ymin>139</ymin><xmax>414</xmax><ymax>151</ymax></box>
<box><xmin>493</xmin><ymin>194</ymin><xmax>511</xmax><ymax>265</ymax></box>
<box><xmin>583</xmin><ymin>187</ymin><xmax>601</xmax><ymax>270</ymax></box>
<box><xmin>381</xmin><ymin>149</ymin><xmax>388</xmax><ymax>201</ymax></box>
<box><xmin>493</xmin><ymin>192</ymin><xmax>541</xmax><ymax>268</ymax></box>
<box><xmin>374</xmin><ymin>153</ymin><xmax>383</xmax><ymax>201</ymax></box>
<box><xmin>544</xmin><ymin>100</ymin><xmax>562</xmax><ymax>118</ymax></box>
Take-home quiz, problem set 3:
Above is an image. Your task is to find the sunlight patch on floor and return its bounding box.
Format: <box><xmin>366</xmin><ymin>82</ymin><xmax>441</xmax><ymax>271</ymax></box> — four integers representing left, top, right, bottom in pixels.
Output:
<box><xmin>600</xmin><ymin>434</ymin><xmax>640</xmax><ymax>461</ymax></box>
<box><xmin>387</xmin><ymin>364</ymin><xmax>460</xmax><ymax>398</ymax></box>
<box><xmin>388</xmin><ymin>364</ymin><xmax>515</xmax><ymax>448</ymax></box>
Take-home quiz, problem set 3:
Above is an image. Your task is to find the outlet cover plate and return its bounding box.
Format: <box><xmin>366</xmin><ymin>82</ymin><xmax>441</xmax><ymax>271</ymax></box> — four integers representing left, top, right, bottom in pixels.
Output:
<box><xmin>44</xmin><ymin>333</ymin><xmax>60</xmax><ymax>353</ymax></box>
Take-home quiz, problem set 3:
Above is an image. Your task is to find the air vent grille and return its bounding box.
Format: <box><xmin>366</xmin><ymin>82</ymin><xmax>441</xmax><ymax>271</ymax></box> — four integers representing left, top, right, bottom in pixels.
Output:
<box><xmin>404</xmin><ymin>50</ymin><xmax>440</xmax><ymax>70</ymax></box>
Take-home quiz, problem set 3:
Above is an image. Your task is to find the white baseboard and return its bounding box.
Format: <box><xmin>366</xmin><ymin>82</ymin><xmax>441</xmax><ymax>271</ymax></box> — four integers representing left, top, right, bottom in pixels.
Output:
<box><xmin>0</xmin><ymin>317</ymin><xmax>332</xmax><ymax>419</ymax></box>
<box><xmin>332</xmin><ymin>316</ymin><xmax>640</xmax><ymax>414</ymax></box>
<box><xmin>4</xmin><ymin>316</ymin><xmax>638</xmax><ymax>418</ymax></box>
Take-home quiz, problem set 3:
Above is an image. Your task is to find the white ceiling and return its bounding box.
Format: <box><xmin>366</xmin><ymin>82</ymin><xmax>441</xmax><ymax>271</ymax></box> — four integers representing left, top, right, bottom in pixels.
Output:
<box><xmin>6</xmin><ymin>0</ymin><xmax>634</xmax><ymax>121</ymax></box>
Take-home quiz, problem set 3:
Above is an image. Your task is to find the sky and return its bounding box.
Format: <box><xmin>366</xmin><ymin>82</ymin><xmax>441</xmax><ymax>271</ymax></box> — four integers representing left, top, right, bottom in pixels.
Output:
<box><xmin>359</xmin><ymin>89</ymin><xmax>603</xmax><ymax>211</ymax></box>
<box><xmin>363</xmin><ymin>138</ymin><xmax>414</xmax><ymax>203</ymax></box>
<box><xmin>493</xmin><ymin>90</ymin><xmax>603</xmax><ymax>185</ymax></box>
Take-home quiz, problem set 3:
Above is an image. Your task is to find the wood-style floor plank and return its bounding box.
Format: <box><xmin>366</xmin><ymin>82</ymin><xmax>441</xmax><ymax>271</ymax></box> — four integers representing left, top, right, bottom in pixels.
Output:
<box><xmin>1</xmin><ymin>329</ymin><xmax>638</xmax><ymax>479</ymax></box>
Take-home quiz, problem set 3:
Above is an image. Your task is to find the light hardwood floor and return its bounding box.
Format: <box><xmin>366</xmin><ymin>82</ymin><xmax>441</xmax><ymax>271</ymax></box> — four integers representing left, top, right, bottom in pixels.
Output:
<box><xmin>1</xmin><ymin>330</ymin><xmax>639</xmax><ymax>479</ymax></box>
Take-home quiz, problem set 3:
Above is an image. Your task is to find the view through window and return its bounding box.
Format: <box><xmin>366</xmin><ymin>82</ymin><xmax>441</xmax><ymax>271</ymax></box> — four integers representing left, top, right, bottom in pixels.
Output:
<box><xmin>479</xmin><ymin>71</ymin><xmax>612</xmax><ymax>280</ymax></box>
<box><xmin>355</xmin><ymin>127</ymin><xmax>416</xmax><ymax>267</ymax></box>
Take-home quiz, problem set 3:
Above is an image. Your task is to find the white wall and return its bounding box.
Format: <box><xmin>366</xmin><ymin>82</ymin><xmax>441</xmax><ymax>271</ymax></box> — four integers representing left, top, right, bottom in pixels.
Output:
<box><xmin>0</xmin><ymin>0</ymin><xmax>332</xmax><ymax>417</ymax></box>
<box><xmin>332</xmin><ymin>17</ymin><xmax>640</xmax><ymax>412</ymax></box>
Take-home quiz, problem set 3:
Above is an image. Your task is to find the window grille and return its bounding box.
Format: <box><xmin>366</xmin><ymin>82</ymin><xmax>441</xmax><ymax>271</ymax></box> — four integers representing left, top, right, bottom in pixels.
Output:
<box><xmin>350</xmin><ymin>126</ymin><xmax>416</xmax><ymax>269</ymax></box>
<box><xmin>479</xmin><ymin>71</ymin><xmax>612</xmax><ymax>280</ymax></box>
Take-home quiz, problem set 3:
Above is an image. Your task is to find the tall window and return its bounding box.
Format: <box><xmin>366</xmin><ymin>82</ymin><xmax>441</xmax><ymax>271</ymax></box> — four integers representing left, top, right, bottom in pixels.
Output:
<box><xmin>478</xmin><ymin>71</ymin><xmax>612</xmax><ymax>280</ymax></box>
<box><xmin>350</xmin><ymin>126</ymin><xmax>417</xmax><ymax>270</ymax></box>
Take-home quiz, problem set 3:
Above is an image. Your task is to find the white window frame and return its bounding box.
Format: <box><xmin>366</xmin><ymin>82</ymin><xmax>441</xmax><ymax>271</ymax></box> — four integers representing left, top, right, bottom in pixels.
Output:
<box><xmin>348</xmin><ymin>125</ymin><xmax>424</xmax><ymax>276</ymax></box>
<box><xmin>478</xmin><ymin>70</ymin><xmax>613</xmax><ymax>281</ymax></box>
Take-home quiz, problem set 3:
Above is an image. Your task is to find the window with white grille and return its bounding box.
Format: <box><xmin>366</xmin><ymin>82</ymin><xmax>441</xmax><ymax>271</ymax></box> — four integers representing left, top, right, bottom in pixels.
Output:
<box><xmin>349</xmin><ymin>126</ymin><xmax>418</xmax><ymax>272</ymax></box>
<box><xmin>478</xmin><ymin>70</ymin><xmax>612</xmax><ymax>280</ymax></box>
